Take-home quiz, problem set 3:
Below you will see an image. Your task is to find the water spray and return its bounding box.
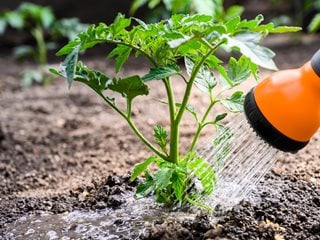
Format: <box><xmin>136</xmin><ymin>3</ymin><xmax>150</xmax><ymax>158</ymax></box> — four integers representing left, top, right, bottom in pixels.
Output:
<box><xmin>203</xmin><ymin>49</ymin><xmax>320</xmax><ymax>209</ymax></box>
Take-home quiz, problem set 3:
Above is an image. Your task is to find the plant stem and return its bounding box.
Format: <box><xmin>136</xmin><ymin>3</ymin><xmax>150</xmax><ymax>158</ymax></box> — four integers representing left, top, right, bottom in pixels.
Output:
<box><xmin>170</xmin><ymin>50</ymin><xmax>215</xmax><ymax>163</ymax></box>
<box><xmin>32</xmin><ymin>24</ymin><xmax>47</xmax><ymax>66</ymax></box>
<box><xmin>163</xmin><ymin>78</ymin><xmax>178</xmax><ymax>163</ymax></box>
<box><xmin>98</xmin><ymin>92</ymin><xmax>168</xmax><ymax>160</ymax></box>
<box><xmin>170</xmin><ymin>40</ymin><xmax>225</xmax><ymax>159</ymax></box>
<box><xmin>189</xmin><ymin>100</ymin><xmax>217</xmax><ymax>152</ymax></box>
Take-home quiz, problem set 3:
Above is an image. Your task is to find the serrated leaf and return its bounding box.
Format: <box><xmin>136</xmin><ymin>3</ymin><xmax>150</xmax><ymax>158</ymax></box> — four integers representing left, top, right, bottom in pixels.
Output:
<box><xmin>172</xmin><ymin>171</ymin><xmax>185</xmax><ymax>201</ymax></box>
<box><xmin>226</xmin><ymin>56</ymin><xmax>252</xmax><ymax>86</ymax></box>
<box><xmin>131</xmin><ymin>156</ymin><xmax>159</xmax><ymax>181</ymax></box>
<box><xmin>108</xmin><ymin>44</ymin><xmax>132</xmax><ymax>73</ymax></box>
<box><xmin>110</xmin><ymin>13</ymin><xmax>131</xmax><ymax>36</ymax></box>
<box><xmin>108</xmin><ymin>75</ymin><xmax>149</xmax><ymax>101</ymax></box>
<box><xmin>221</xmin><ymin>91</ymin><xmax>245</xmax><ymax>112</ymax></box>
<box><xmin>61</xmin><ymin>46</ymin><xmax>80</xmax><ymax>88</ymax></box>
<box><xmin>135</xmin><ymin>177</ymin><xmax>155</xmax><ymax>199</ymax></box>
<box><xmin>225</xmin><ymin>16</ymin><xmax>241</xmax><ymax>32</ymax></box>
<box><xmin>185</xmin><ymin>57</ymin><xmax>216</xmax><ymax>94</ymax></box>
<box><xmin>52</xmin><ymin>61</ymin><xmax>109</xmax><ymax>93</ymax></box>
<box><xmin>154</xmin><ymin>168</ymin><xmax>173</xmax><ymax>190</ymax></box>
<box><xmin>142</xmin><ymin>65</ymin><xmax>180</xmax><ymax>82</ymax></box>
<box><xmin>153</xmin><ymin>125</ymin><xmax>168</xmax><ymax>153</ymax></box>
<box><xmin>225</xmin><ymin>33</ymin><xmax>278</xmax><ymax>71</ymax></box>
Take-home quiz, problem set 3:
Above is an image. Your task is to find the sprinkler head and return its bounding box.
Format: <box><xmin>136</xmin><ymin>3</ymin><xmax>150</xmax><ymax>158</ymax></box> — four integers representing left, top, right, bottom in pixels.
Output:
<box><xmin>244</xmin><ymin>49</ymin><xmax>320</xmax><ymax>153</ymax></box>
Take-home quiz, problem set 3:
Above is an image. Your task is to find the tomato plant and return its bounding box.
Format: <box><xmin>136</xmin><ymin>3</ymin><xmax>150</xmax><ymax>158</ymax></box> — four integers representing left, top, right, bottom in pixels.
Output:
<box><xmin>0</xmin><ymin>2</ymin><xmax>87</xmax><ymax>86</ymax></box>
<box><xmin>52</xmin><ymin>13</ymin><xmax>299</xmax><ymax>207</ymax></box>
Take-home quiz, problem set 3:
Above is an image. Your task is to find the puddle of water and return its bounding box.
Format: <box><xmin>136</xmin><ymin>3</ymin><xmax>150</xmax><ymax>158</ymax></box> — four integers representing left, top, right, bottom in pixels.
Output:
<box><xmin>3</xmin><ymin>193</ymin><xmax>202</xmax><ymax>240</ymax></box>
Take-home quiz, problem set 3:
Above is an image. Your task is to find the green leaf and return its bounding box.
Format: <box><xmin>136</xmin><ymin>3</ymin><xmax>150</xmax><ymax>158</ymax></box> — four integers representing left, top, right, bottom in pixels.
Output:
<box><xmin>225</xmin><ymin>33</ymin><xmax>278</xmax><ymax>71</ymax></box>
<box><xmin>21</xmin><ymin>69</ymin><xmax>43</xmax><ymax>87</ymax></box>
<box><xmin>220</xmin><ymin>91</ymin><xmax>245</xmax><ymax>112</ymax></box>
<box><xmin>108</xmin><ymin>44</ymin><xmax>132</xmax><ymax>73</ymax></box>
<box><xmin>108</xmin><ymin>75</ymin><xmax>149</xmax><ymax>101</ymax></box>
<box><xmin>61</xmin><ymin>46</ymin><xmax>80</xmax><ymax>88</ymax></box>
<box><xmin>224</xmin><ymin>5</ymin><xmax>244</xmax><ymax>21</ymax></box>
<box><xmin>188</xmin><ymin>156</ymin><xmax>216</xmax><ymax>195</ymax></box>
<box><xmin>13</xmin><ymin>45</ymin><xmax>35</xmax><ymax>60</ymax></box>
<box><xmin>39</xmin><ymin>7</ymin><xmax>55</xmax><ymax>28</ymax></box>
<box><xmin>308</xmin><ymin>13</ymin><xmax>320</xmax><ymax>33</ymax></box>
<box><xmin>226</xmin><ymin>56</ymin><xmax>252</xmax><ymax>86</ymax></box>
<box><xmin>153</xmin><ymin>125</ymin><xmax>168</xmax><ymax>153</ymax></box>
<box><xmin>53</xmin><ymin>18</ymin><xmax>88</xmax><ymax>40</ymax></box>
<box><xmin>56</xmin><ymin>40</ymin><xmax>81</xmax><ymax>56</ymax></box>
<box><xmin>0</xmin><ymin>18</ymin><xmax>7</xmax><ymax>34</ymax></box>
<box><xmin>185</xmin><ymin>57</ymin><xmax>216</xmax><ymax>94</ymax></box>
<box><xmin>192</xmin><ymin>0</ymin><xmax>216</xmax><ymax>16</ymax></box>
<box><xmin>135</xmin><ymin>172</ymin><xmax>155</xmax><ymax>199</ymax></box>
<box><xmin>270</xmin><ymin>26</ymin><xmax>301</xmax><ymax>33</ymax></box>
<box><xmin>130</xmin><ymin>0</ymin><xmax>148</xmax><ymax>15</ymax></box>
<box><xmin>5</xmin><ymin>12</ymin><xmax>24</xmax><ymax>29</ymax></box>
<box><xmin>142</xmin><ymin>65</ymin><xmax>180</xmax><ymax>82</ymax></box>
<box><xmin>172</xmin><ymin>170</ymin><xmax>185</xmax><ymax>201</ymax></box>
<box><xmin>154</xmin><ymin>167</ymin><xmax>173</xmax><ymax>190</ymax></box>
<box><xmin>110</xmin><ymin>13</ymin><xmax>131</xmax><ymax>36</ymax></box>
<box><xmin>131</xmin><ymin>156</ymin><xmax>159</xmax><ymax>181</ymax></box>
<box><xmin>214</xmin><ymin>113</ymin><xmax>227</xmax><ymax>122</ymax></box>
<box><xmin>52</xmin><ymin>61</ymin><xmax>109</xmax><ymax>93</ymax></box>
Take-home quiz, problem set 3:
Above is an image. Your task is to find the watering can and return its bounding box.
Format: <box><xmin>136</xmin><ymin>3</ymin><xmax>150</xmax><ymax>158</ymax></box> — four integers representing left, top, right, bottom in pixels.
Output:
<box><xmin>244</xmin><ymin>49</ymin><xmax>320</xmax><ymax>153</ymax></box>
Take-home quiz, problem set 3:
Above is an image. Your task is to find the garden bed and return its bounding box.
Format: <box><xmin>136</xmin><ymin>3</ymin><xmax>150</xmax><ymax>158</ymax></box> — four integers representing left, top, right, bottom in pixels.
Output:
<box><xmin>0</xmin><ymin>34</ymin><xmax>320</xmax><ymax>239</ymax></box>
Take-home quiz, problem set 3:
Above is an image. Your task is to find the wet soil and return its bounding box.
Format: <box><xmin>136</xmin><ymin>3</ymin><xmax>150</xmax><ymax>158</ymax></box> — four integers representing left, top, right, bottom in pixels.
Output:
<box><xmin>0</xmin><ymin>34</ymin><xmax>320</xmax><ymax>239</ymax></box>
<box><xmin>142</xmin><ymin>173</ymin><xmax>320</xmax><ymax>240</ymax></box>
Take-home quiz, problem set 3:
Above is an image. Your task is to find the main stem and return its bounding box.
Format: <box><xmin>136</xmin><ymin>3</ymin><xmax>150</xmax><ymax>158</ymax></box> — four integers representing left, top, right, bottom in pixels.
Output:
<box><xmin>164</xmin><ymin>79</ymin><xmax>178</xmax><ymax>163</ymax></box>
<box><xmin>170</xmin><ymin>49</ymin><xmax>216</xmax><ymax>163</ymax></box>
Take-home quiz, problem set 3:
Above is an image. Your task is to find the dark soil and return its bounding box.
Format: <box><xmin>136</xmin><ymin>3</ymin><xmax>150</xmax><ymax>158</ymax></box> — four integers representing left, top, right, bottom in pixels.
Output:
<box><xmin>142</xmin><ymin>173</ymin><xmax>320</xmax><ymax>240</ymax></box>
<box><xmin>0</xmin><ymin>34</ymin><xmax>320</xmax><ymax>239</ymax></box>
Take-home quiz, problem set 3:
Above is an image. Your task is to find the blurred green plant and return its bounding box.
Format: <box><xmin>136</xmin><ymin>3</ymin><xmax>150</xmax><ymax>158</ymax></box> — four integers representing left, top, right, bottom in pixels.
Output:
<box><xmin>270</xmin><ymin>0</ymin><xmax>320</xmax><ymax>33</ymax></box>
<box><xmin>130</xmin><ymin>0</ymin><xmax>244</xmax><ymax>22</ymax></box>
<box><xmin>306</xmin><ymin>0</ymin><xmax>320</xmax><ymax>33</ymax></box>
<box><xmin>0</xmin><ymin>2</ymin><xmax>87</xmax><ymax>87</ymax></box>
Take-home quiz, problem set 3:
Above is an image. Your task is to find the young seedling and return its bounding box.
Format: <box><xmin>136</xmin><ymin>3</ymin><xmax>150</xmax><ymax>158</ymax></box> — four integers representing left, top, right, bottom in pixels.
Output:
<box><xmin>52</xmin><ymin>13</ymin><xmax>300</xmax><ymax>207</ymax></box>
<box><xmin>0</xmin><ymin>2</ymin><xmax>87</xmax><ymax>86</ymax></box>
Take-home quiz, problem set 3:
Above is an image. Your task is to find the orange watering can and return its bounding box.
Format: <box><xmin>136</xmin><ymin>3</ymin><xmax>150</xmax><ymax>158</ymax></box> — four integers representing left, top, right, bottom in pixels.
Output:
<box><xmin>244</xmin><ymin>49</ymin><xmax>320</xmax><ymax>153</ymax></box>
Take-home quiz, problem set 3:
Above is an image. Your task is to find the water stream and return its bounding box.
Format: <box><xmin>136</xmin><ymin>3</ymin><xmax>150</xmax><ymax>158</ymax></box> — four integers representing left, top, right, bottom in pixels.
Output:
<box><xmin>3</xmin><ymin>114</ymin><xmax>280</xmax><ymax>239</ymax></box>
